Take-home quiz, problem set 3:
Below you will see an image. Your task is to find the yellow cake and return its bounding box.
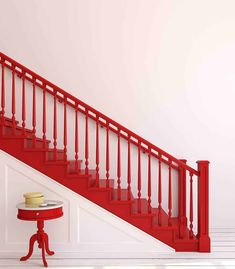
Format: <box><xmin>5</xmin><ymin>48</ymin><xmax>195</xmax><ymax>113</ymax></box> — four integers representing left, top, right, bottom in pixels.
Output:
<box><xmin>23</xmin><ymin>192</ymin><xmax>44</xmax><ymax>205</ymax></box>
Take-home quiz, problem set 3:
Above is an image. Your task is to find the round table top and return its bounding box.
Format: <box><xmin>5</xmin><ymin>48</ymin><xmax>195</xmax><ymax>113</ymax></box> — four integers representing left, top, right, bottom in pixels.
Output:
<box><xmin>16</xmin><ymin>200</ymin><xmax>63</xmax><ymax>211</ymax></box>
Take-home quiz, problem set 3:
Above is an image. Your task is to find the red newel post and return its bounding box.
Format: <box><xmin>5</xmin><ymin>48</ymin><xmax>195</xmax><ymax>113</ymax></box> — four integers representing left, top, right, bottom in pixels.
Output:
<box><xmin>197</xmin><ymin>160</ymin><xmax>210</xmax><ymax>252</ymax></box>
<box><xmin>178</xmin><ymin>159</ymin><xmax>187</xmax><ymax>238</ymax></box>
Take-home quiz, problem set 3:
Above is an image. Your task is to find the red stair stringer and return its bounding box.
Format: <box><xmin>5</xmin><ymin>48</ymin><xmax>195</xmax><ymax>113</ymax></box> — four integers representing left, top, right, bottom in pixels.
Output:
<box><xmin>0</xmin><ymin>118</ymin><xmax>198</xmax><ymax>251</ymax></box>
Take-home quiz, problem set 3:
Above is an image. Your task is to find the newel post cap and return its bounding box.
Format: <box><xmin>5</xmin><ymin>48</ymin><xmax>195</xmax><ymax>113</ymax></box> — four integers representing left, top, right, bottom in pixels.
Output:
<box><xmin>196</xmin><ymin>160</ymin><xmax>210</xmax><ymax>165</ymax></box>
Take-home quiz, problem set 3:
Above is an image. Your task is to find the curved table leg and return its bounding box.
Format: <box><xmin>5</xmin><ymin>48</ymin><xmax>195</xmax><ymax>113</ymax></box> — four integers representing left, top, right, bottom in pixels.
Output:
<box><xmin>20</xmin><ymin>234</ymin><xmax>37</xmax><ymax>261</ymax></box>
<box><xmin>44</xmin><ymin>233</ymin><xmax>55</xmax><ymax>255</ymax></box>
<box><xmin>41</xmin><ymin>240</ymin><xmax>48</xmax><ymax>267</ymax></box>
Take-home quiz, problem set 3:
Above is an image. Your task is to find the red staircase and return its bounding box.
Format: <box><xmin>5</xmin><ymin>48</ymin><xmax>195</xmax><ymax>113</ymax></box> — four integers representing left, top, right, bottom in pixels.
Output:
<box><xmin>0</xmin><ymin>52</ymin><xmax>210</xmax><ymax>252</ymax></box>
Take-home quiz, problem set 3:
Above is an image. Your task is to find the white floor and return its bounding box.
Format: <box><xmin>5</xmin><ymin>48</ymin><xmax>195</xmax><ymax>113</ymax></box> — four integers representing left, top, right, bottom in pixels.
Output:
<box><xmin>1</xmin><ymin>258</ymin><xmax>235</xmax><ymax>269</ymax></box>
<box><xmin>1</xmin><ymin>229</ymin><xmax>235</xmax><ymax>269</ymax></box>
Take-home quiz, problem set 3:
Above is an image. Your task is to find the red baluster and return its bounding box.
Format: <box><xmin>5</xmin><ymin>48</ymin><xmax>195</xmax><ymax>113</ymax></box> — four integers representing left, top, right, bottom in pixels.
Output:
<box><xmin>95</xmin><ymin>116</ymin><xmax>99</xmax><ymax>187</ymax></box>
<box><xmin>117</xmin><ymin>129</ymin><xmax>121</xmax><ymax>200</ymax></box>
<box><xmin>85</xmin><ymin>109</ymin><xmax>89</xmax><ymax>174</ymax></box>
<box><xmin>178</xmin><ymin>159</ymin><xmax>187</xmax><ymax>238</ymax></box>
<box><xmin>137</xmin><ymin>141</ymin><xmax>141</xmax><ymax>213</ymax></box>
<box><xmin>168</xmin><ymin>160</ymin><xmax>172</xmax><ymax>226</ymax></box>
<box><xmin>148</xmin><ymin>147</ymin><xmax>152</xmax><ymax>213</ymax></box>
<box><xmin>158</xmin><ymin>154</ymin><xmax>162</xmax><ymax>225</ymax></box>
<box><xmin>12</xmin><ymin>65</ymin><xmax>16</xmax><ymax>134</ymax></box>
<box><xmin>53</xmin><ymin>90</ymin><xmax>57</xmax><ymax>160</ymax></box>
<box><xmin>22</xmin><ymin>71</ymin><xmax>26</xmax><ymax>135</ymax></box>
<box><xmin>127</xmin><ymin>134</ymin><xmax>131</xmax><ymax>200</ymax></box>
<box><xmin>189</xmin><ymin>172</ymin><xmax>194</xmax><ymax>238</ymax></box>
<box><xmin>106</xmin><ymin>121</ymin><xmax>110</xmax><ymax>187</ymax></box>
<box><xmin>63</xmin><ymin>97</ymin><xmax>67</xmax><ymax>161</ymax></box>
<box><xmin>74</xmin><ymin>106</ymin><xmax>79</xmax><ymax>172</ymax></box>
<box><xmin>32</xmin><ymin>78</ymin><xmax>36</xmax><ymax>147</ymax></box>
<box><xmin>42</xmin><ymin>83</ymin><xmax>46</xmax><ymax>146</ymax></box>
<box><xmin>1</xmin><ymin>59</ymin><xmax>5</xmax><ymax>129</ymax></box>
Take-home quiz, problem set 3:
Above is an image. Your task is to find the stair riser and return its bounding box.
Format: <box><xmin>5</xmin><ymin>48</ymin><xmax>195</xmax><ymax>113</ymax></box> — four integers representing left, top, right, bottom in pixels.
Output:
<box><xmin>24</xmin><ymin>139</ymin><xmax>50</xmax><ymax>150</ymax></box>
<box><xmin>67</xmin><ymin>161</ymin><xmax>82</xmax><ymax>174</ymax></box>
<box><xmin>106</xmin><ymin>204</ymin><xmax>132</xmax><ymax>218</ymax></box>
<box><xmin>46</xmin><ymin>151</ymin><xmax>65</xmax><ymax>161</ymax></box>
<box><xmin>2</xmin><ymin>125</ymin><xmax>33</xmax><ymax>137</ymax></box>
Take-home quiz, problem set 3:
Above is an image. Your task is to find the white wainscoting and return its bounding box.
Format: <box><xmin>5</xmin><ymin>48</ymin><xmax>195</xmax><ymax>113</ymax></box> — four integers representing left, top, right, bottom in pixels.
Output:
<box><xmin>0</xmin><ymin>150</ymin><xmax>173</xmax><ymax>258</ymax></box>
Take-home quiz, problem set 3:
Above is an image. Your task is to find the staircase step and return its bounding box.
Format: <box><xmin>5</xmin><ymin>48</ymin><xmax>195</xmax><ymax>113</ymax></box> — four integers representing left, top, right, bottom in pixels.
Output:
<box><xmin>151</xmin><ymin>208</ymin><xmax>176</xmax><ymax>229</ymax></box>
<box><xmin>45</xmin><ymin>160</ymin><xmax>69</xmax><ymax>166</ymax></box>
<box><xmin>89</xmin><ymin>179</ymin><xmax>114</xmax><ymax>189</ymax></box>
<box><xmin>2</xmin><ymin>125</ymin><xmax>33</xmax><ymax>137</ymax></box>
<box><xmin>131</xmin><ymin>198</ymin><xmax>154</xmax><ymax>216</ymax></box>
<box><xmin>24</xmin><ymin>137</ymin><xmax>50</xmax><ymax>150</ymax></box>
<box><xmin>0</xmin><ymin>116</ymin><xmax>19</xmax><ymax>126</ymax></box>
<box><xmin>67</xmin><ymin>160</ymin><xmax>83</xmax><ymax>174</ymax></box>
<box><xmin>66</xmin><ymin>169</ymin><xmax>96</xmax><ymax>179</ymax></box>
<box><xmin>111</xmin><ymin>189</ymin><xmax>134</xmax><ymax>203</ymax></box>
<box><xmin>46</xmin><ymin>149</ymin><xmax>65</xmax><ymax>161</ymax></box>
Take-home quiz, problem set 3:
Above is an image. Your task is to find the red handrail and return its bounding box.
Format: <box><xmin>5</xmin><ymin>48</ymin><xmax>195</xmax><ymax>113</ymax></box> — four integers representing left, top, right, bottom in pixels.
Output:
<box><xmin>0</xmin><ymin>52</ymin><xmax>198</xmax><ymax>176</ymax></box>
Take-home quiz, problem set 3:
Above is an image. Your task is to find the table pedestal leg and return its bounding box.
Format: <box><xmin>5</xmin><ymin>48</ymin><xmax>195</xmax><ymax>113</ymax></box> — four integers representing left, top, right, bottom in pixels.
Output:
<box><xmin>20</xmin><ymin>220</ymin><xmax>54</xmax><ymax>267</ymax></box>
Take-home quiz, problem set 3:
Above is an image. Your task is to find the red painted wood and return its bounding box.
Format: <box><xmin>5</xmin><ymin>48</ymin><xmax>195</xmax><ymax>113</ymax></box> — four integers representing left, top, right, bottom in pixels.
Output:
<box><xmin>106</xmin><ymin>121</ymin><xmax>110</xmax><ymax>187</ymax></box>
<box><xmin>127</xmin><ymin>134</ymin><xmax>131</xmax><ymax>200</ymax></box>
<box><xmin>0</xmin><ymin>52</ymin><xmax>199</xmax><ymax>176</ymax></box>
<box><xmin>63</xmin><ymin>97</ymin><xmax>67</xmax><ymax>161</ymax></box>
<box><xmin>148</xmin><ymin>147</ymin><xmax>152</xmax><ymax>213</ymax></box>
<box><xmin>75</xmin><ymin>106</ymin><xmax>79</xmax><ymax>172</ymax></box>
<box><xmin>158</xmin><ymin>154</ymin><xmax>162</xmax><ymax>225</ymax></box>
<box><xmin>168</xmin><ymin>160</ymin><xmax>172</xmax><ymax>226</ymax></box>
<box><xmin>18</xmin><ymin>206</ymin><xmax>63</xmax><ymax>267</ymax></box>
<box><xmin>85</xmin><ymin>108</ymin><xmax>89</xmax><ymax>174</ymax></box>
<box><xmin>42</xmin><ymin>83</ymin><xmax>46</xmax><ymax>146</ymax></box>
<box><xmin>0</xmin><ymin>52</ymin><xmax>211</xmax><ymax>252</ymax></box>
<box><xmin>21</xmin><ymin>71</ymin><xmax>26</xmax><ymax>135</ymax></box>
<box><xmin>32</xmin><ymin>78</ymin><xmax>36</xmax><ymax>146</ymax></box>
<box><xmin>1</xmin><ymin>60</ymin><xmax>5</xmax><ymax>128</ymax></box>
<box><xmin>137</xmin><ymin>141</ymin><xmax>141</xmax><ymax>213</ymax></box>
<box><xmin>96</xmin><ymin>115</ymin><xmax>99</xmax><ymax>186</ymax></box>
<box><xmin>18</xmin><ymin>207</ymin><xmax>63</xmax><ymax>221</ymax></box>
<box><xmin>11</xmin><ymin>65</ymin><xmax>16</xmax><ymax>135</ymax></box>
<box><xmin>189</xmin><ymin>172</ymin><xmax>194</xmax><ymax>238</ymax></box>
<box><xmin>197</xmin><ymin>160</ymin><xmax>210</xmax><ymax>252</ymax></box>
<box><xmin>178</xmin><ymin>159</ymin><xmax>187</xmax><ymax>239</ymax></box>
<box><xmin>117</xmin><ymin>129</ymin><xmax>121</xmax><ymax>200</ymax></box>
<box><xmin>53</xmin><ymin>90</ymin><xmax>57</xmax><ymax>160</ymax></box>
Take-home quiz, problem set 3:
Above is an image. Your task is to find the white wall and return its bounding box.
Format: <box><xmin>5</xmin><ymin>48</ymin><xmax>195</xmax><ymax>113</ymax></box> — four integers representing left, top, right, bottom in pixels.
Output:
<box><xmin>0</xmin><ymin>0</ymin><xmax>234</xmax><ymax>231</ymax></box>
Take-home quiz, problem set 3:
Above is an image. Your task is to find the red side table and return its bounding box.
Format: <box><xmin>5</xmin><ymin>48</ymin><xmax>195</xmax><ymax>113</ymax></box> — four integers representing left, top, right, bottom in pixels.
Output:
<box><xmin>17</xmin><ymin>200</ymin><xmax>63</xmax><ymax>267</ymax></box>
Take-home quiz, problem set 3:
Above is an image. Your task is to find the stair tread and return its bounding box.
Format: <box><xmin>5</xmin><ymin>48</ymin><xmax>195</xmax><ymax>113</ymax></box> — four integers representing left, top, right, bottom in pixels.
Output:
<box><xmin>67</xmin><ymin>160</ymin><xmax>83</xmax><ymax>174</ymax></box>
<box><xmin>131</xmin><ymin>198</ymin><xmax>154</xmax><ymax>216</ymax></box>
<box><xmin>1</xmin><ymin>117</ymin><xmax>19</xmax><ymax>125</ymax></box>
<box><xmin>67</xmin><ymin>169</ymin><xmax>96</xmax><ymax>178</ymax></box>
<box><xmin>89</xmin><ymin>179</ymin><xmax>114</xmax><ymax>189</ymax></box>
<box><xmin>111</xmin><ymin>189</ymin><xmax>134</xmax><ymax>203</ymax></box>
